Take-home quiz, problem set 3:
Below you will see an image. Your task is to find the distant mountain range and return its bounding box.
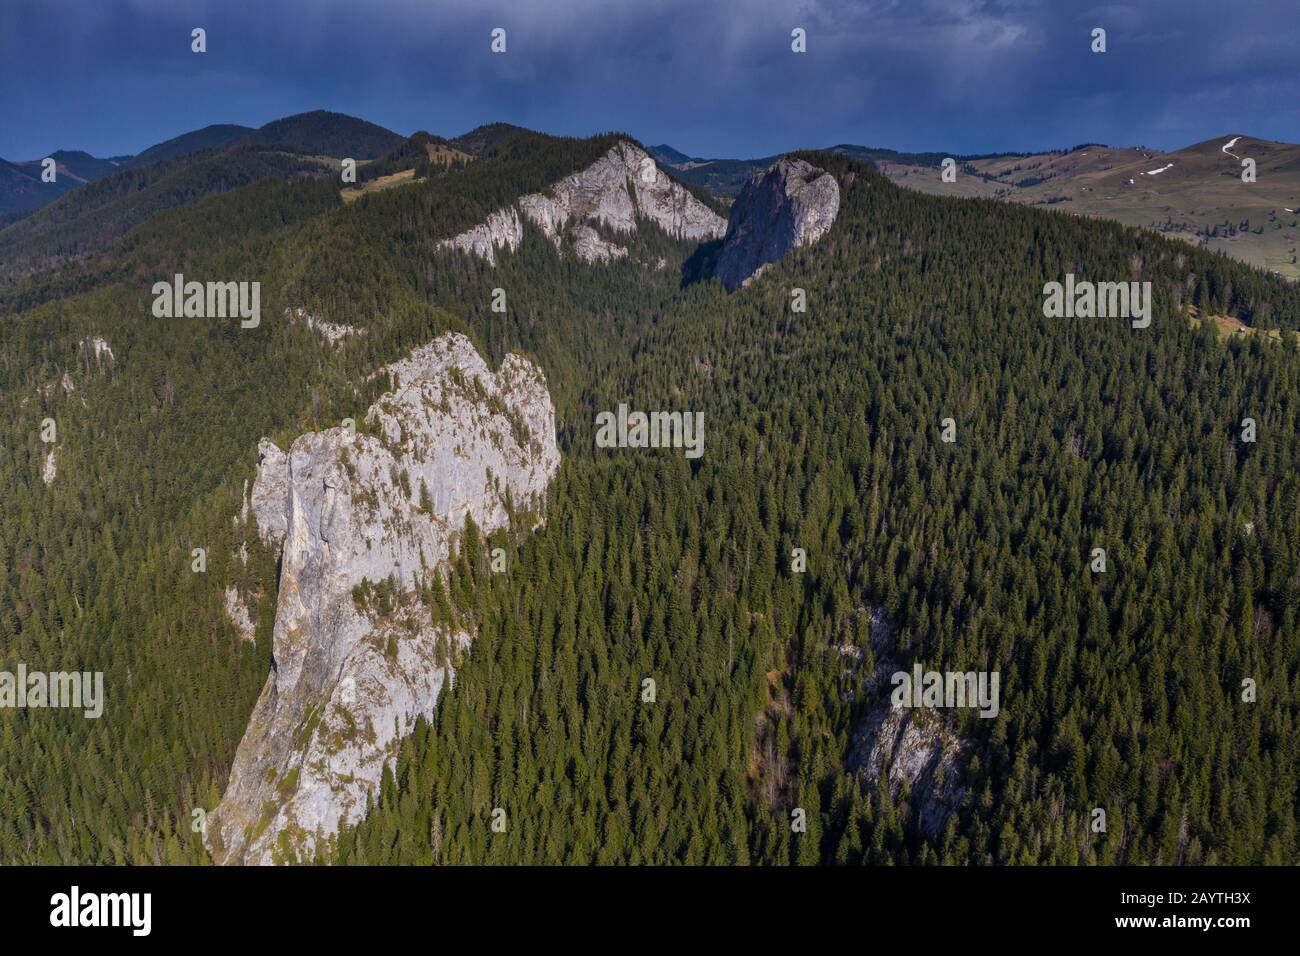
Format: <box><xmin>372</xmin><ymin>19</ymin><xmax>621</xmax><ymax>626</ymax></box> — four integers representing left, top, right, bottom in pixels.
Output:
<box><xmin>0</xmin><ymin>110</ymin><xmax>404</xmax><ymax>224</ymax></box>
<box><xmin>4</xmin><ymin>112</ymin><xmax>1297</xmax><ymax>283</ymax></box>
<box><xmin>0</xmin><ymin>111</ymin><xmax>409</xmax><ymax>278</ymax></box>
<box><xmin>650</xmin><ymin>136</ymin><xmax>1300</xmax><ymax>280</ymax></box>
<box><xmin>646</xmin><ymin>143</ymin><xmax>1040</xmax><ymax>195</ymax></box>
<box><xmin>0</xmin><ymin>150</ymin><xmax>133</xmax><ymax>225</ymax></box>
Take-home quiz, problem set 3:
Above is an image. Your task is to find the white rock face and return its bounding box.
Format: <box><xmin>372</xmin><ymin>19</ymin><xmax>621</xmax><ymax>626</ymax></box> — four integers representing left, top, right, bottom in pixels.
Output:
<box><xmin>42</xmin><ymin>448</ymin><xmax>57</xmax><ymax>486</ymax></box>
<box><xmin>206</xmin><ymin>332</ymin><xmax>560</xmax><ymax>865</ymax></box>
<box><xmin>286</xmin><ymin>307</ymin><xmax>360</xmax><ymax>345</ymax></box>
<box><xmin>849</xmin><ymin>706</ymin><xmax>970</xmax><ymax>838</ymax></box>
<box><xmin>843</xmin><ymin>605</ymin><xmax>970</xmax><ymax>838</ymax></box>
<box><xmin>439</xmin><ymin>140</ymin><xmax>725</xmax><ymax>265</ymax></box>
<box><xmin>224</xmin><ymin>585</ymin><xmax>256</xmax><ymax>642</ymax></box>
<box><xmin>569</xmin><ymin>224</ymin><xmax>628</xmax><ymax>263</ymax></box>
<box><xmin>250</xmin><ymin>438</ymin><xmax>289</xmax><ymax>546</ymax></box>
<box><xmin>714</xmin><ymin>157</ymin><xmax>840</xmax><ymax>291</ymax></box>
<box><xmin>81</xmin><ymin>336</ymin><xmax>114</xmax><ymax>365</ymax></box>
<box><xmin>436</xmin><ymin>206</ymin><xmax>523</xmax><ymax>266</ymax></box>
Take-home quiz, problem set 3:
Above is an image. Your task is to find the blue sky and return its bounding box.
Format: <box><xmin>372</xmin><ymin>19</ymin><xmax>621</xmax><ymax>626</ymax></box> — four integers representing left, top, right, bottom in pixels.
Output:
<box><xmin>3</xmin><ymin>0</ymin><xmax>1299</xmax><ymax>161</ymax></box>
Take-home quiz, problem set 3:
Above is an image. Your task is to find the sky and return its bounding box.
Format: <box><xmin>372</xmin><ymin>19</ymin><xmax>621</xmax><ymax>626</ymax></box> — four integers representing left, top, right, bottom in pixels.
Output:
<box><xmin>3</xmin><ymin>0</ymin><xmax>1299</xmax><ymax>161</ymax></box>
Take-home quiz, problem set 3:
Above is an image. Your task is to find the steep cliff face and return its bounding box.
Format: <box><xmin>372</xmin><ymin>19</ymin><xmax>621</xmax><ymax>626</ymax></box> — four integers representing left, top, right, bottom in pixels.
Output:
<box><xmin>713</xmin><ymin>157</ymin><xmax>840</xmax><ymax>291</ymax></box>
<box><xmin>250</xmin><ymin>438</ymin><xmax>288</xmax><ymax>545</ymax></box>
<box><xmin>206</xmin><ymin>332</ymin><xmax>559</xmax><ymax>865</ymax></box>
<box><xmin>439</xmin><ymin>140</ymin><xmax>725</xmax><ymax>265</ymax></box>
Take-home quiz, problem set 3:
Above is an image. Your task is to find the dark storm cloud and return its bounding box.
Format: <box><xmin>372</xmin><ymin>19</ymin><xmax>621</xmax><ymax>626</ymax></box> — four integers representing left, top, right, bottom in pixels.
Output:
<box><xmin>2</xmin><ymin>0</ymin><xmax>1297</xmax><ymax>160</ymax></box>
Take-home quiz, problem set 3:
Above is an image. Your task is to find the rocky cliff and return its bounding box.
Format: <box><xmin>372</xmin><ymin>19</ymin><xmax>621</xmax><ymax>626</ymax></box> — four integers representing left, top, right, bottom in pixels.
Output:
<box><xmin>438</xmin><ymin>140</ymin><xmax>725</xmax><ymax>265</ymax></box>
<box><xmin>849</xmin><ymin>705</ymin><xmax>970</xmax><ymax>838</ymax></box>
<box><xmin>206</xmin><ymin>332</ymin><xmax>560</xmax><ymax>865</ymax></box>
<box><xmin>437</xmin><ymin>207</ymin><xmax>523</xmax><ymax>266</ymax></box>
<box><xmin>713</xmin><ymin>157</ymin><xmax>840</xmax><ymax>291</ymax></box>
<box><xmin>842</xmin><ymin>605</ymin><xmax>970</xmax><ymax>839</ymax></box>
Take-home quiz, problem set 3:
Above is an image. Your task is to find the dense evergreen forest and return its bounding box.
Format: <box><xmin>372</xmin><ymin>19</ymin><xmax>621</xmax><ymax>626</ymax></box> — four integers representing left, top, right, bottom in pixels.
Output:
<box><xmin>0</xmin><ymin>130</ymin><xmax>1296</xmax><ymax>864</ymax></box>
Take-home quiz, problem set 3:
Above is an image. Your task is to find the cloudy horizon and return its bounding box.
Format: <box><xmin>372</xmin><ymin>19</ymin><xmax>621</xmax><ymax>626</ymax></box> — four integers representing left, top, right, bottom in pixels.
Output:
<box><xmin>4</xmin><ymin>0</ymin><xmax>1299</xmax><ymax>161</ymax></box>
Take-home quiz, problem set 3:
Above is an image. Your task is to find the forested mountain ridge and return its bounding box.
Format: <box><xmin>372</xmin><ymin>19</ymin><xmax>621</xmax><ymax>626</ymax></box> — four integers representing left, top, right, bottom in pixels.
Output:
<box><xmin>0</xmin><ymin>126</ymin><xmax>1297</xmax><ymax>865</ymax></box>
<box><xmin>0</xmin><ymin>112</ymin><xmax>400</xmax><ymax>232</ymax></box>
<box><xmin>124</xmin><ymin>124</ymin><xmax>256</xmax><ymax>170</ymax></box>
<box><xmin>0</xmin><ymin>147</ymin><xmax>338</xmax><ymax>284</ymax></box>
<box><xmin>241</xmin><ymin>110</ymin><xmax>403</xmax><ymax>159</ymax></box>
<box><xmin>0</xmin><ymin>112</ymin><xmax>404</xmax><ymax>283</ymax></box>
<box><xmin>0</xmin><ymin>128</ymin><xmax>705</xmax><ymax>863</ymax></box>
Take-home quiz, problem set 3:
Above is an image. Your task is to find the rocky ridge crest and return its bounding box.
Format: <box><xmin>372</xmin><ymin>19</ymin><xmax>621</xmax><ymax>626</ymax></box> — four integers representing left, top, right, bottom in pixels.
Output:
<box><xmin>438</xmin><ymin>141</ymin><xmax>726</xmax><ymax>265</ymax></box>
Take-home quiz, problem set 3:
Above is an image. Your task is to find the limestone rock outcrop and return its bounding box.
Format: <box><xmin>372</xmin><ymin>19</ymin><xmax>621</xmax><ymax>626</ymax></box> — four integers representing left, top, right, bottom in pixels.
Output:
<box><xmin>842</xmin><ymin>604</ymin><xmax>971</xmax><ymax>838</ymax></box>
<box><xmin>436</xmin><ymin>207</ymin><xmax>523</xmax><ymax>266</ymax></box>
<box><xmin>713</xmin><ymin>157</ymin><xmax>840</xmax><ymax>291</ymax></box>
<box><xmin>206</xmin><ymin>332</ymin><xmax>560</xmax><ymax>865</ymax></box>
<box><xmin>438</xmin><ymin>141</ymin><xmax>725</xmax><ymax>265</ymax></box>
<box><xmin>80</xmin><ymin>336</ymin><xmax>114</xmax><ymax>365</ymax></box>
<box><xmin>223</xmin><ymin>585</ymin><xmax>256</xmax><ymax>642</ymax></box>
<box><xmin>849</xmin><ymin>705</ymin><xmax>970</xmax><ymax>838</ymax></box>
<box><xmin>285</xmin><ymin>307</ymin><xmax>360</xmax><ymax>345</ymax></box>
<box><xmin>250</xmin><ymin>438</ymin><xmax>289</xmax><ymax>546</ymax></box>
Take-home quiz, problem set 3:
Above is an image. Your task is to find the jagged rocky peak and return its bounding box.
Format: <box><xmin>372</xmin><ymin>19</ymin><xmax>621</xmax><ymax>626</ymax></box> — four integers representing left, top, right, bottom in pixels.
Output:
<box><xmin>206</xmin><ymin>332</ymin><xmax>560</xmax><ymax>865</ymax></box>
<box><xmin>438</xmin><ymin>140</ymin><xmax>726</xmax><ymax>265</ymax></box>
<box><xmin>714</xmin><ymin>157</ymin><xmax>840</xmax><ymax>291</ymax></box>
